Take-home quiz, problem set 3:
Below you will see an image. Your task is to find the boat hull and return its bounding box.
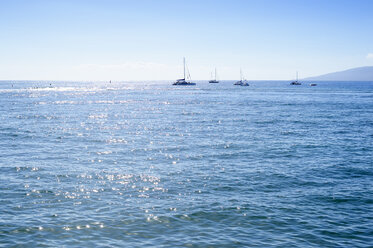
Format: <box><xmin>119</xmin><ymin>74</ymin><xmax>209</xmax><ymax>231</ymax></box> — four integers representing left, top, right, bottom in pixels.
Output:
<box><xmin>173</xmin><ymin>82</ymin><xmax>196</xmax><ymax>86</ymax></box>
<box><xmin>234</xmin><ymin>80</ymin><xmax>249</xmax><ymax>86</ymax></box>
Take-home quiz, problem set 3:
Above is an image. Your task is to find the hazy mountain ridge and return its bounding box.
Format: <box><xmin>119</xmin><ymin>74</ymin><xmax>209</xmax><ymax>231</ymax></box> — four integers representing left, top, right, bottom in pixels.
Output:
<box><xmin>305</xmin><ymin>66</ymin><xmax>373</xmax><ymax>81</ymax></box>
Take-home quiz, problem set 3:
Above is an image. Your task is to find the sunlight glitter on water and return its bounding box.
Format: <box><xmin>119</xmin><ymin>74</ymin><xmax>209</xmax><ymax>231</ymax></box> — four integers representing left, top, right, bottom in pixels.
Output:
<box><xmin>1</xmin><ymin>81</ymin><xmax>373</xmax><ymax>247</ymax></box>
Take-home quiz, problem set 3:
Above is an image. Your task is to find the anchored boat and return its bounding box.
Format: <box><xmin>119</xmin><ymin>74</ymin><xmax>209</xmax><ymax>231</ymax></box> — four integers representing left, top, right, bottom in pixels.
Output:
<box><xmin>234</xmin><ymin>69</ymin><xmax>249</xmax><ymax>86</ymax></box>
<box><xmin>290</xmin><ymin>71</ymin><xmax>302</xmax><ymax>85</ymax></box>
<box><xmin>209</xmin><ymin>68</ymin><xmax>219</xmax><ymax>83</ymax></box>
<box><xmin>173</xmin><ymin>58</ymin><xmax>196</xmax><ymax>86</ymax></box>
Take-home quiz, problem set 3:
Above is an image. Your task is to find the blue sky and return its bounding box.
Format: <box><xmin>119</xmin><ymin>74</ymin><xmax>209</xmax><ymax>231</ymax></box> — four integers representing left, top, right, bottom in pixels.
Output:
<box><xmin>0</xmin><ymin>0</ymin><xmax>372</xmax><ymax>80</ymax></box>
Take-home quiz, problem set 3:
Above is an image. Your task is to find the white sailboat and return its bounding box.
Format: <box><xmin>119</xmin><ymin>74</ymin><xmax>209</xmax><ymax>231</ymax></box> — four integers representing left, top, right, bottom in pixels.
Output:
<box><xmin>209</xmin><ymin>68</ymin><xmax>219</xmax><ymax>83</ymax></box>
<box><xmin>173</xmin><ymin>58</ymin><xmax>196</xmax><ymax>86</ymax></box>
<box><xmin>234</xmin><ymin>69</ymin><xmax>249</xmax><ymax>86</ymax></box>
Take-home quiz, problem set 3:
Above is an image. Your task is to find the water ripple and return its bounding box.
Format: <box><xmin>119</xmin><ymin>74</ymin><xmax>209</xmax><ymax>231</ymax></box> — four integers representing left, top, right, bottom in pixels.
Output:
<box><xmin>1</xmin><ymin>81</ymin><xmax>373</xmax><ymax>247</ymax></box>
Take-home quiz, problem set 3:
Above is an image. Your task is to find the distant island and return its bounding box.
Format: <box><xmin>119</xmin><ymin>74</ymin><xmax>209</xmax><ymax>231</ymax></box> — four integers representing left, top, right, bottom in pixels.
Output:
<box><xmin>304</xmin><ymin>66</ymin><xmax>373</xmax><ymax>81</ymax></box>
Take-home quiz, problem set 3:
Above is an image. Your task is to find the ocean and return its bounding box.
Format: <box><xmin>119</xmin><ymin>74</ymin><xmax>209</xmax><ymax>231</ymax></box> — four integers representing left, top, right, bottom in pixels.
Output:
<box><xmin>0</xmin><ymin>80</ymin><xmax>372</xmax><ymax>247</ymax></box>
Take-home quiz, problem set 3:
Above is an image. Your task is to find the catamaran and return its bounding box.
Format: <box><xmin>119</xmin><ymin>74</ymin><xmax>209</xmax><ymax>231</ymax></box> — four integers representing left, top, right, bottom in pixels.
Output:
<box><xmin>290</xmin><ymin>71</ymin><xmax>302</xmax><ymax>85</ymax></box>
<box><xmin>209</xmin><ymin>68</ymin><xmax>219</xmax><ymax>83</ymax></box>
<box><xmin>234</xmin><ymin>69</ymin><xmax>249</xmax><ymax>86</ymax></box>
<box><xmin>173</xmin><ymin>58</ymin><xmax>196</xmax><ymax>86</ymax></box>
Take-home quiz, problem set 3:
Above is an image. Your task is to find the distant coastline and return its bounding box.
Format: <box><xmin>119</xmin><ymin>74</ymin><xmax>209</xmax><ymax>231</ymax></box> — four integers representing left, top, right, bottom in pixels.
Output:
<box><xmin>304</xmin><ymin>66</ymin><xmax>373</xmax><ymax>81</ymax></box>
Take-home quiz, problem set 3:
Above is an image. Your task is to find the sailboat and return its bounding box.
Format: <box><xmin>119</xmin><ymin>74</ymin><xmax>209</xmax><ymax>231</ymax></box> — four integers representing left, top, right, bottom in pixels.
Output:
<box><xmin>209</xmin><ymin>68</ymin><xmax>219</xmax><ymax>83</ymax></box>
<box><xmin>173</xmin><ymin>58</ymin><xmax>196</xmax><ymax>86</ymax></box>
<box><xmin>234</xmin><ymin>69</ymin><xmax>249</xmax><ymax>86</ymax></box>
<box><xmin>290</xmin><ymin>71</ymin><xmax>302</xmax><ymax>85</ymax></box>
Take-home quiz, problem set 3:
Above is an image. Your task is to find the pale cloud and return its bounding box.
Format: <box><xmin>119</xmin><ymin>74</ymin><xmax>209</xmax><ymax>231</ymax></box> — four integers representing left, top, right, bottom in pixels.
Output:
<box><xmin>77</xmin><ymin>62</ymin><xmax>171</xmax><ymax>70</ymax></box>
<box><xmin>70</xmin><ymin>63</ymin><xmax>295</xmax><ymax>81</ymax></box>
<box><xmin>0</xmin><ymin>61</ymin><xmax>301</xmax><ymax>81</ymax></box>
<box><xmin>73</xmin><ymin>62</ymin><xmax>232</xmax><ymax>81</ymax></box>
<box><xmin>366</xmin><ymin>53</ymin><xmax>373</xmax><ymax>59</ymax></box>
<box><xmin>73</xmin><ymin>62</ymin><xmax>180</xmax><ymax>81</ymax></box>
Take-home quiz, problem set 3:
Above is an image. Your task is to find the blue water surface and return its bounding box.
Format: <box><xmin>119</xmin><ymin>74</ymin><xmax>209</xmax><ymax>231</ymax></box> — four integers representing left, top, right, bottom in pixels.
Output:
<box><xmin>0</xmin><ymin>80</ymin><xmax>372</xmax><ymax>247</ymax></box>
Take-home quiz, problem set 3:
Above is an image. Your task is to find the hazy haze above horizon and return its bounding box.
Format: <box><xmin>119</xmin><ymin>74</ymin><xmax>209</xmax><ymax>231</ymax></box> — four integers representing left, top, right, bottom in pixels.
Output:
<box><xmin>1</xmin><ymin>0</ymin><xmax>373</xmax><ymax>81</ymax></box>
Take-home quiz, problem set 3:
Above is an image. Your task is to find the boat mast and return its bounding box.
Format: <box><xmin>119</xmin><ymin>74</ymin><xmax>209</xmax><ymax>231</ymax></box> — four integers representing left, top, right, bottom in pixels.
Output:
<box><xmin>296</xmin><ymin>71</ymin><xmax>298</xmax><ymax>82</ymax></box>
<box><xmin>183</xmin><ymin>57</ymin><xmax>186</xmax><ymax>80</ymax></box>
<box><xmin>215</xmin><ymin>68</ymin><xmax>217</xmax><ymax>81</ymax></box>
